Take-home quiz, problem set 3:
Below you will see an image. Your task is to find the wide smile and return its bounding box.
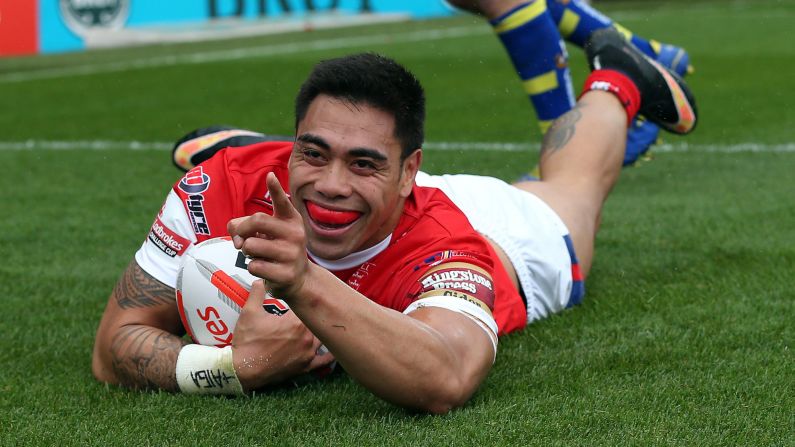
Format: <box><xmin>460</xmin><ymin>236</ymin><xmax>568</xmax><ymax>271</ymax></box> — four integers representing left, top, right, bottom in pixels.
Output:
<box><xmin>305</xmin><ymin>200</ymin><xmax>363</xmax><ymax>236</ymax></box>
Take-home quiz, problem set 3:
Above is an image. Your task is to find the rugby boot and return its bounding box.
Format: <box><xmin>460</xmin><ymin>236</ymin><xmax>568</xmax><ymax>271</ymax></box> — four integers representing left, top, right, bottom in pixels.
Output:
<box><xmin>622</xmin><ymin>41</ymin><xmax>693</xmax><ymax>165</ymax></box>
<box><xmin>585</xmin><ymin>27</ymin><xmax>697</xmax><ymax>134</ymax></box>
<box><xmin>172</xmin><ymin>126</ymin><xmax>286</xmax><ymax>172</ymax></box>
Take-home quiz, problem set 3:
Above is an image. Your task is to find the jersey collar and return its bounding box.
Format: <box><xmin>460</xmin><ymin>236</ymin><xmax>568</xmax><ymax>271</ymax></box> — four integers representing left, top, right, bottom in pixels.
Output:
<box><xmin>307</xmin><ymin>235</ymin><xmax>392</xmax><ymax>271</ymax></box>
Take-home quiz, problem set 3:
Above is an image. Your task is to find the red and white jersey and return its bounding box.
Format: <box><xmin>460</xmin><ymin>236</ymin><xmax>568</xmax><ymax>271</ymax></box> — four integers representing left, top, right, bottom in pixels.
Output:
<box><xmin>136</xmin><ymin>142</ymin><xmax>527</xmax><ymax>336</ymax></box>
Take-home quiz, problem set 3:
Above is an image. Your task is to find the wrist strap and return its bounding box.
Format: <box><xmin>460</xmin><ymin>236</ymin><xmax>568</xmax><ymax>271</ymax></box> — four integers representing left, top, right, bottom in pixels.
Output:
<box><xmin>175</xmin><ymin>345</ymin><xmax>245</xmax><ymax>395</ymax></box>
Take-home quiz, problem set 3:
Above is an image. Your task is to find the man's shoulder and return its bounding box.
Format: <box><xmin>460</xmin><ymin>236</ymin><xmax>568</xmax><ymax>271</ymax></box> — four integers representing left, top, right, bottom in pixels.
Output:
<box><xmin>352</xmin><ymin>187</ymin><xmax>500</xmax><ymax>318</ymax></box>
<box><xmin>209</xmin><ymin>140</ymin><xmax>293</xmax><ymax>175</ymax></box>
<box><xmin>403</xmin><ymin>184</ymin><xmax>485</xmax><ymax>240</ymax></box>
<box><xmin>176</xmin><ymin>140</ymin><xmax>292</xmax><ymax>190</ymax></box>
<box><xmin>169</xmin><ymin>141</ymin><xmax>292</xmax><ymax>238</ymax></box>
<box><xmin>176</xmin><ymin>141</ymin><xmax>292</xmax><ymax>198</ymax></box>
<box><xmin>384</xmin><ymin>184</ymin><xmax>496</xmax><ymax>271</ymax></box>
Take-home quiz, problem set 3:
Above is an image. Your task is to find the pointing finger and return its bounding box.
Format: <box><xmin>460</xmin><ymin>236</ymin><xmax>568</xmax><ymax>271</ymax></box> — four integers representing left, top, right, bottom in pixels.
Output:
<box><xmin>266</xmin><ymin>172</ymin><xmax>296</xmax><ymax>219</ymax></box>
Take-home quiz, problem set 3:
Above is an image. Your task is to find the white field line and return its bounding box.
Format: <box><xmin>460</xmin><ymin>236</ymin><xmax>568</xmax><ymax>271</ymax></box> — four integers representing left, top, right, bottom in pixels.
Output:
<box><xmin>1</xmin><ymin>139</ymin><xmax>794</xmax><ymax>154</ymax></box>
<box><xmin>0</xmin><ymin>25</ymin><xmax>489</xmax><ymax>84</ymax></box>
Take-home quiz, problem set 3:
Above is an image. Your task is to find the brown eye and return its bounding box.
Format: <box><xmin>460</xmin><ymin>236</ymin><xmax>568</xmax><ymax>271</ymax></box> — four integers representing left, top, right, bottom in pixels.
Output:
<box><xmin>352</xmin><ymin>159</ymin><xmax>377</xmax><ymax>173</ymax></box>
<box><xmin>354</xmin><ymin>160</ymin><xmax>374</xmax><ymax>169</ymax></box>
<box><xmin>303</xmin><ymin>148</ymin><xmax>325</xmax><ymax>165</ymax></box>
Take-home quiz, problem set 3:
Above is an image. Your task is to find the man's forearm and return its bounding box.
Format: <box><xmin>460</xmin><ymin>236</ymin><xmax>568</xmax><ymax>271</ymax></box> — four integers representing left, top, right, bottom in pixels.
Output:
<box><xmin>93</xmin><ymin>260</ymin><xmax>189</xmax><ymax>391</ymax></box>
<box><xmin>286</xmin><ymin>265</ymin><xmax>492</xmax><ymax>413</ymax></box>
<box><xmin>108</xmin><ymin>324</ymin><xmax>188</xmax><ymax>391</ymax></box>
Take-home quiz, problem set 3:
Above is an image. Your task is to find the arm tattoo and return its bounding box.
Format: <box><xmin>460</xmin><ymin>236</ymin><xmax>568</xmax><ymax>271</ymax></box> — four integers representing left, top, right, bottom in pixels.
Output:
<box><xmin>113</xmin><ymin>262</ymin><xmax>175</xmax><ymax>309</ymax></box>
<box><xmin>110</xmin><ymin>325</ymin><xmax>188</xmax><ymax>391</ymax></box>
<box><xmin>541</xmin><ymin>102</ymin><xmax>586</xmax><ymax>155</ymax></box>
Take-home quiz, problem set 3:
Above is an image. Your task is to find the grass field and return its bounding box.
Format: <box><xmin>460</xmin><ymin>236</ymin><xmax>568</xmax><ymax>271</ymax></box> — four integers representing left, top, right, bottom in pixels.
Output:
<box><xmin>1</xmin><ymin>1</ymin><xmax>793</xmax><ymax>445</ymax></box>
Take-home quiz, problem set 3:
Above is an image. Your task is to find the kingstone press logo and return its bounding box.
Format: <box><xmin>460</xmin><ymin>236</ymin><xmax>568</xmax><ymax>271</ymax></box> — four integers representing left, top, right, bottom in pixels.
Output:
<box><xmin>59</xmin><ymin>0</ymin><xmax>130</xmax><ymax>36</ymax></box>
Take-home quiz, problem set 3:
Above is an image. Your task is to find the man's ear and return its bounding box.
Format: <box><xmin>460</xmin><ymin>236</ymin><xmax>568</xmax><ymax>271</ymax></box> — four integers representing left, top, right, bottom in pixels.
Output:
<box><xmin>399</xmin><ymin>149</ymin><xmax>422</xmax><ymax>198</ymax></box>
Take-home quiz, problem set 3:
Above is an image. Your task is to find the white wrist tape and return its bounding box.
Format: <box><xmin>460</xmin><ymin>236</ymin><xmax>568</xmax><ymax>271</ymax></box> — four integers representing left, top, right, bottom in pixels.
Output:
<box><xmin>175</xmin><ymin>345</ymin><xmax>245</xmax><ymax>395</ymax></box>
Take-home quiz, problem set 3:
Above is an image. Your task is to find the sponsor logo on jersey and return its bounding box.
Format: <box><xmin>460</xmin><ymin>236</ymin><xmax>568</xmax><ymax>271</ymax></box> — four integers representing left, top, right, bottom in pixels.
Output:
<box><xmin>421</xmin><ymin>268</ymin><xmax>493</xmax><ymax>293</ymax></box>
<box><xmin>147</xmin><ymin>216</ymin><xmax>190</xmax><ymax>257</ymax></box>
<box><xmin>185</xmin><ymin>194</ymin><xmax>211</xmax><ymax>235</ymax></box>
<box><xmin>416</xmin><ymin>289</ymin><xmax>493</xmax><ymax>315</ymax></box>
<box><xmin>178</xmin><ymin>166</ymin><xmax>211</xmax><ymax>194</ymax></box>
<box><xmin>178</xmin><ymin>167</ymin><xmax>212</xmax><ymax>235</ymax></box>
<box><xmin>419</xmin><ymin>264</ymin><xmax>495</xmax><ymax>310</ymax></box>
<box><xmin>414</xmin><ymin>250</ymin><xmax>479</xmax><ymax>271</ymax></box>
<box><xmin>442</xmin><ymin>290</ymin><xmax>491</xmax><ymax>312</ymax></box>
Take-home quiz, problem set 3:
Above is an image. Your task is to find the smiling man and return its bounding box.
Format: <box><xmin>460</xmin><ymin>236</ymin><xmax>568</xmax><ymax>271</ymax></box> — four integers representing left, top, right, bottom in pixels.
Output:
<box><xmin>93</xmin><ymin>31</ymin><xmax>697</xmax><ymax>413</ymax></box>
<box><xmin>94</xmin><ymin>53</ymin><xmax>508</xmax><ymax>412</ymax></box>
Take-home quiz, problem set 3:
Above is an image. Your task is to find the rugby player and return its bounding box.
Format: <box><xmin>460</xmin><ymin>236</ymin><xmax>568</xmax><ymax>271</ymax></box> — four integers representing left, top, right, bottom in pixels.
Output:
<box><xmin>446</xmin><ymin>0</ymin><xmax>693</xmax><ymax>167</ymax></box>
<box><xmin>92</xmin><ymin>29</ymin><xmax>696</xmax><ymax>413</ymax></box>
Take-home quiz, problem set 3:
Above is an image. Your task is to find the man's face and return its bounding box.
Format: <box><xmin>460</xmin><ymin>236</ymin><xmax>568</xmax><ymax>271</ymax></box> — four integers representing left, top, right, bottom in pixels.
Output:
<box><xmin>289</xmin><ymin>94</ymin><xmax>420</xmax><ymax>260</ymax></box>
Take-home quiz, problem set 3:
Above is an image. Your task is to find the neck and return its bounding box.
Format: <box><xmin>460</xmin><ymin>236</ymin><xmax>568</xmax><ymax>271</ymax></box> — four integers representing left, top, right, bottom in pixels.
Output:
<box><xmin>308</xmin><ymin>234</ymin><xmax>392</xmax><ymax>271</ymax></box>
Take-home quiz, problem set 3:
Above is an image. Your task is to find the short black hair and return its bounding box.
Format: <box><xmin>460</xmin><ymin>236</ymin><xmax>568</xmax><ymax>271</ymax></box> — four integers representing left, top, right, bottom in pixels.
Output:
<box><xmin>294</xmin><ymin>53</ymin><xmax>425</xmax><ymax>160</ymax></box>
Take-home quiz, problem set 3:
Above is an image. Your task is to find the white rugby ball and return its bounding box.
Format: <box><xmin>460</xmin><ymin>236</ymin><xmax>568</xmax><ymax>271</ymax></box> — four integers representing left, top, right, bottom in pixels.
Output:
<box><xmin>176</xmin><ymin>237</ymin><xmax>290</xmax><ymax>347</ymax></box>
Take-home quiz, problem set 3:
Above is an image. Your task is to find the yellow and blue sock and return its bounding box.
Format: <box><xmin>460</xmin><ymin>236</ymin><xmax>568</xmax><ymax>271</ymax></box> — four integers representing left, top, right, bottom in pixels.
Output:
<box><xmin>545</xmin><ymin>0</ymin><xmax>658</xmax><ymax>59</ymax></box>
<box><xmin>491</xmin><ymin>0</ymin><xmax>575</xmax><ymax>135</ymax></box>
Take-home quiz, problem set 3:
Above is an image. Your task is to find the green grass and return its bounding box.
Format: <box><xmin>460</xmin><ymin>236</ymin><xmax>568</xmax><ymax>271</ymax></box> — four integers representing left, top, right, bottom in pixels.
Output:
<box><xmin>1</xmin><ymin>1</ymin><xmax>793</xmax><ymax>445</ymax></box>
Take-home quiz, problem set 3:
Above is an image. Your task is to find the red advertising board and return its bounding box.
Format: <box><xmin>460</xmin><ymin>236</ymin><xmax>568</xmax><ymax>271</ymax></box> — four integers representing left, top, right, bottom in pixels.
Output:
<box><xmin>0</xmin><ymin>0</ymin><xmax>38</xmax><ymax>56</ymax></box>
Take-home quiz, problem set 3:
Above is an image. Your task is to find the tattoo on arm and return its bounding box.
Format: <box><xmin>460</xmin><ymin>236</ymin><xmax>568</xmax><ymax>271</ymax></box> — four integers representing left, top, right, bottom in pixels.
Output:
<box><xmin>107</xmin><ymin>261</ymin><xmax>187</xmax><ymax>390</ymax></box>
<box><xmin>110</xmin><ymin>325</ymin><xmax>188</xmax><ymax>391</ymax></box>
<box><xmin>541</xmin><ymin>102</ymin><xmax>586</xmax><ymax>156</ymax></box>
<box><xmin>113</xmin><ymin>262</ymin><xmax>175</xmax><ymax>309</ymax></box>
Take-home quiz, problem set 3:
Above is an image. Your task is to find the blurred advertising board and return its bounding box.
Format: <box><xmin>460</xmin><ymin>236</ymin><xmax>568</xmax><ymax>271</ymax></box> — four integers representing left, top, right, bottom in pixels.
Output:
<box><xmin>1</xmin><ymin>0</ymin><xmax>453</xmax><ymax>56</ymax></box>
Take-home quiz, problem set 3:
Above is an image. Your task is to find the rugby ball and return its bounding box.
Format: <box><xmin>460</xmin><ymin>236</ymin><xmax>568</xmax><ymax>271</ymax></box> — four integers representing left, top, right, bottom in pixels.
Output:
<box><xmin>176</xmin><ymin>237</ymin><xmax>290</xmax><ymax>347</ymax></box>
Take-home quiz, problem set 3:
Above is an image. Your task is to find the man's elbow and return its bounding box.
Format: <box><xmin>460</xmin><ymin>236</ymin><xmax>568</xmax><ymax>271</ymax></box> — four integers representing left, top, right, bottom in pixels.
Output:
<box><xmin>415</xmin><ymin>377</ymin><xmax>474</xmax><ymax>415</ymax></box>
<box><xmin>92</xmin><ymin>362</ymin><xmax>111</xmax><ymax>384</ymax></box>
<box><xmin>423</xmin><ymin>400</ymin><xmax>460</xmax><ymax>415</ymax></box>
<box><xmin>91</xmin><ymin>342</ymin><xmax>117</xmax><ymax>385</ymax></box>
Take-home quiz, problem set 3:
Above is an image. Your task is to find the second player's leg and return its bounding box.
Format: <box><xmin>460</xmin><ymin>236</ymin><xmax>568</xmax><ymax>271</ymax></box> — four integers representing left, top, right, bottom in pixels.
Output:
<box><xmin>447</xmin><ymin>0</ymin><xmax>576</xmax><ymax>135</ymax></box>
<box><xmin>512</xmin><ymin>27</ymin><xmax>697</xmax><ymax>279</ymax></box>
<box><xmin>512</xmin><ymin>90</ymin><xmax>626</xmax><ymax>278</ymax></box>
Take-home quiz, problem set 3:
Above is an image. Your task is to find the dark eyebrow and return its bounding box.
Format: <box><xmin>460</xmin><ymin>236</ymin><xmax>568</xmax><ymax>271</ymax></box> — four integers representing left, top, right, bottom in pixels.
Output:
<box><xmin>296</xmin><ymin>133</ymin><xmax>330</xmax><ymax>150</ymax></box>
<box><xmin>348</xmin><ymin>148</ymin><xmax>388</xmax><ymax>162</ymax></box>
<box><xmin>297</xmin><ymin>132</ymin><xmax>388</xmax><ymax>162</ymax></box>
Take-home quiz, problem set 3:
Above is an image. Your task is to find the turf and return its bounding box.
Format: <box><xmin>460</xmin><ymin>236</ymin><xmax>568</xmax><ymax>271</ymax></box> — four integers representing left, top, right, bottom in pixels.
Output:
<box><xmin>0</xmin><ymin>1</ymin><xmax>792</xmax><ymax>445</ymax></box>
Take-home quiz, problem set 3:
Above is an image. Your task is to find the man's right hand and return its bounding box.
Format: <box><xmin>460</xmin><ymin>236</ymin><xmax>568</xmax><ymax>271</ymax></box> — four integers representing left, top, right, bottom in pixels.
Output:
<box><xmin>232</xmin><ymin>280</ymin><xmax>335</xmax><ymax>391</ymax></box>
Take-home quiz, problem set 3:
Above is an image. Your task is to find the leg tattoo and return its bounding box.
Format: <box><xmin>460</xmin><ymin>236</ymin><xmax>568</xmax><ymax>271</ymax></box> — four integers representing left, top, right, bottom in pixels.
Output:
<box><xmin>541</xmin><ymin>102</ymin><xmax>586</xmax><ymax>155</ymax></box>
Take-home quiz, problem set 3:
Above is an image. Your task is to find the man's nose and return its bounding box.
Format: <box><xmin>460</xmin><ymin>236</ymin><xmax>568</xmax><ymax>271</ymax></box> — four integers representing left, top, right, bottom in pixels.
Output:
<box><xmin>313</xmin><ymin>161</ymin><xmax>353</xmax><ymax>199</ymax></box>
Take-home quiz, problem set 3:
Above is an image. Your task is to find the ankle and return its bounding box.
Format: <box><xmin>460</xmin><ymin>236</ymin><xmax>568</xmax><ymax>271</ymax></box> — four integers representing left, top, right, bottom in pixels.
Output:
<box><xmin>580</xmin><ymin>69</ymin><xmax>640</xmax><ymax>125</ymax></box>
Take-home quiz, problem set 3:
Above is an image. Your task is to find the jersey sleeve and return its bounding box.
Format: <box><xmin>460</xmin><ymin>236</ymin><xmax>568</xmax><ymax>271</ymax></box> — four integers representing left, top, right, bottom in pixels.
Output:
<box><xmin>134</xmin><ymin>189</ymin><xmax>197</xmax><ymax>288</ymax></box>
<box><xmin>402</xmin><ymin>253</ymin><xmax>499</xmax><ymax>357</ymax></box>
<box><xmin>134</xmin><ymin>143</ymin><xmax>288</xmax><ymax>290</ymax></box>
